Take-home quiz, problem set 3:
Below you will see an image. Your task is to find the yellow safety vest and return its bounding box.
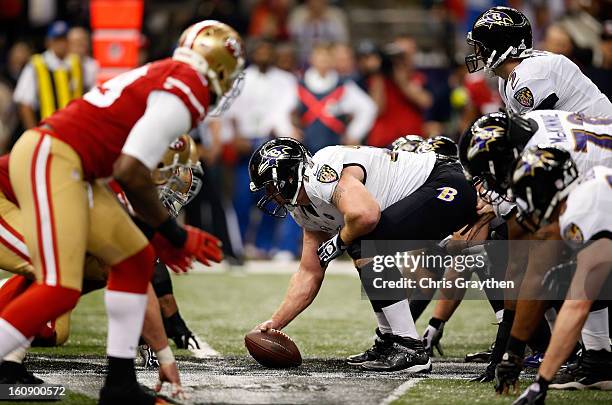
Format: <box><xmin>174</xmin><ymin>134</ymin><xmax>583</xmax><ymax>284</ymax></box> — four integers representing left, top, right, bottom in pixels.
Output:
<box><xmin>31</xmin><ymin>53</ymin><xmax>83</xmax><ymax>119</ymax></box>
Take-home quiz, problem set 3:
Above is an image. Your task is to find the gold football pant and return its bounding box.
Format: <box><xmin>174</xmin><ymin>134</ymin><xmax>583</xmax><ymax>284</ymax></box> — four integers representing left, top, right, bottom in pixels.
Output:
<box><xmin>0</xmin><ymin>129</ymin><xmax>152</xmax><ymax>345</ymax></box>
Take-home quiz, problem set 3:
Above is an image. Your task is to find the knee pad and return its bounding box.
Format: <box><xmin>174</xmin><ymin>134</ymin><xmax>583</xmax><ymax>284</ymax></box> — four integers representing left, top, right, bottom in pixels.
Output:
<box><xmin>107</xmin><ymin>244</ymin><xmax>155</xmax><ymax>294</ymax></box>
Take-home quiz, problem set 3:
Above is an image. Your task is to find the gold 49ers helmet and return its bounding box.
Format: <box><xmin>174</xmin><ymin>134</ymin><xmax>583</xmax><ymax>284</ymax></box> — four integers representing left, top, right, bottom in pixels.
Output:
<box><xmin>152</xmin><ymin>135</ymin><xmax>203</xmax><ymax>217</ymax></box>
<box><xmin>173</xmin><ymin>20</ymin><xmax>245</xmax><ymax>116</ymax></box>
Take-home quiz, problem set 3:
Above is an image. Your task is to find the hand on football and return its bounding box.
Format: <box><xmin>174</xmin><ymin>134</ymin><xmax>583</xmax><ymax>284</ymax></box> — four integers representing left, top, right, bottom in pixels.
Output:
<box><xmin>156</xmin><ymin>361</ymin><xmax>186</xmax><ymax>399</ymax></box>
<box><xmin>256</xmin><ymin>319</ymin><xmax>281</xmax><ymax>332</ymax></box>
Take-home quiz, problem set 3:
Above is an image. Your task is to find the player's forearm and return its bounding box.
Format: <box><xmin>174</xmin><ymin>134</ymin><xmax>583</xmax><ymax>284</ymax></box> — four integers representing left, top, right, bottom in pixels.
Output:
<box><xmin>272</xmin><ymin>269</ymin><xmax>324</xmax><ymax>329</ymax></box>
<box><xmin>141</xmin><ymin>284</ymin><xmax>170</xmax><ymax>352</ymax></box>
<box><xmin>113</xmin><ymin>156</ymin><xmax>169</xmax><ymax>228</ymax></box>
<box><xmin>340</xmin><ymin>210</ymin><xmax>380</xmax><ymax>245</ymax></box>
<box><xmin>538</xmin><ymin>300</ymin><xmax>591</xmax><ymax>380</ymax></box>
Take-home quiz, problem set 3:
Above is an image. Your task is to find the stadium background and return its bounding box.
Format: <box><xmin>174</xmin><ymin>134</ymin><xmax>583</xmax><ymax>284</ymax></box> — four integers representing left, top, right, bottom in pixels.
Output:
<box><xmin>1</xmin><ymin>0</ymin><xmax>610</xmax><ymax>264</ymax></box>
<box><xmin>0</xmin><ymin>2</ymin><xmax>611</xmax><ymax>404</ymax></box>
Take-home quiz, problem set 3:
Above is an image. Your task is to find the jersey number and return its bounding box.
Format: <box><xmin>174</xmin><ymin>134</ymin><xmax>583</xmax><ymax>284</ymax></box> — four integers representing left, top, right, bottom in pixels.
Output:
<box><xmin>83</xmin><ymin>65</ymin><xmax>149</xmax><ymax>108</ymax></box>
<box><xmin>571</xmin><ymin>129</ymin><xmax>612</xmax><ymax>153</ymax></box>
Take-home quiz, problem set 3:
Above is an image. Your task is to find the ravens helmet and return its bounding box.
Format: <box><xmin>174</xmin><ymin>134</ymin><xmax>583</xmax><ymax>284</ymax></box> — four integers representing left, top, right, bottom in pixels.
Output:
<box><xmin>510</xmin><ymin>145</ymin><xmax>578</xmax><ymax>232</ymax></box>
<box><xmin>459</xmin><ymin>111</ymin><xmax>537</xmax><ymax>197</ymax></box>
<box><xmin>390</xmin><ymin>135</ymin><xmax>426</xmax><ymax>152</ymax></box>
<box><xmin>152</xmin><ymin>135</ymin><xmax>203</xmax><ymax>217</ymax></box>
<box><xmin>466</xmin><ymin>7</ymin><xmax>532</xmax><ymax>74</ymax></box>
<box><xmin>421</xmin><ymin>135</ymin><xmax>458</xmax><ymax>159</ymax></box>
<box><xmin>249</xmin><ymin>138</ymin><xmax>311</xmax><ymax>218</ymax></box>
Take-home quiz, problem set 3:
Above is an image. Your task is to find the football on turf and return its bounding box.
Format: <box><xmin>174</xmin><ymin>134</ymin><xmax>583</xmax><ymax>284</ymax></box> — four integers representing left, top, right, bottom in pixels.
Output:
<box><xmin>244</xmin><ymin>329</ymin><xmax>302</xmax><ymax>368</ymax></box>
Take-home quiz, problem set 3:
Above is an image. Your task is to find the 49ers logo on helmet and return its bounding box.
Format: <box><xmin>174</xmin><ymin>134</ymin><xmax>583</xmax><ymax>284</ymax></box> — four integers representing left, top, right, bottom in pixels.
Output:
<box><xmin>225</xmin><ymin>37</ymin><xmax>244</xmax><ymax>59</ymax></box>
<box><xmin>474</xmin><ymin>10</ymin><xmax>514</xmax><ymax>29</ymax></box>
<box><xmin>169</xmin><ymin>138</ymin><xmax>187</xmax><ymax>151</ymax></box>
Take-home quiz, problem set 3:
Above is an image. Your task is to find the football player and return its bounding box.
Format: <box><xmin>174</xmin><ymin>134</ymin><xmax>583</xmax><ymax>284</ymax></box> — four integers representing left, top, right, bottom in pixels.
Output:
<box><xmin>0</xmin><ymin>21</ymin><xmax>241</xmax><ymax>403</ymax></box>
<box><xmin>460</xmin><ymin>110</ymin><xmax>612</xmax><ymax>388</ymax></box>
<box><xmin>511</xmin><ymin>148</ymin><xmax>612</xmax><ymax>404</ymax></box>
<box><xmin>466</xmin><ymin>6</ymin><xmax>612</xmax><ymax>116</ymax></box>
<box><xmin>0</xmin><ymin>136</ymin><xmax>203</xmax><ymax>394</ymax></box>
<box><xmin>250</xmin><ymin>138</ymin><xmax>476</xmax><ymax>372</ymax></box>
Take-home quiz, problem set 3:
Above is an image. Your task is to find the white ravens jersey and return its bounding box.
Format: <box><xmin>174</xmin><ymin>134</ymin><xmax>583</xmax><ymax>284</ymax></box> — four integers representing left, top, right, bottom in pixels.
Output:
<box><xmin>524</xmin><ymin>110</ymin><xmax>612</xmax><ymax>175</ymax></box>
<box><xmin>559</xmin><ymin>166</ymin><xmax>612</xmax><ymax>247</ymax></box>
<box><xmin>499</xmin><ymin>51</ymin><xmax>612</xmax><ymax>116</ymax></box>
<box><xmin>289</xmin><ymin>146</ymin><xmax>436</xmax><ymax>233</ymax></box>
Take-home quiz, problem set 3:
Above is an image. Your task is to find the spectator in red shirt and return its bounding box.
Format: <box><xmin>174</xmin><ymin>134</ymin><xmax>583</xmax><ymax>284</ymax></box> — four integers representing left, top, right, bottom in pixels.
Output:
<box><xmin>366</xmin><ymin>37</ymin><xmax>433</xmax><ymax>147</ymax></box>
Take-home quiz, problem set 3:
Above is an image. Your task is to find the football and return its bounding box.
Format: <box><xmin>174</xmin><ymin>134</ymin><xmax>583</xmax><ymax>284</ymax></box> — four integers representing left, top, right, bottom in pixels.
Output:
<box><xmin>244</xmin><ymin>329</ymin><xmax>302</xmax><ymax>368</ymax></box>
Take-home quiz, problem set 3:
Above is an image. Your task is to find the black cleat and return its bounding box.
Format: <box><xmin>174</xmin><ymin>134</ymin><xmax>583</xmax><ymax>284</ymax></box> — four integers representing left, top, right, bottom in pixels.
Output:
<box><xmin>98</xmin><ymin>382</ymin><xmax>162</xmax><ymax>405</ymax></box>
<box><xmin>346</xmin><ymin>328</ymin><xmax>393</xmax><ymax>366</ymax></box>
<box><xmin>550</xmin><ymin>349</ymin><xmax>612</xmax><ymax>390</ymax></box>
<box><xmin>0</xmin><ymin>361</ymin><xmax>44</xmax><ymax>384</ymax></box>
<box><xmin>470</xmin><ymin>361</ymin><xmax>496</xmax><ymax>383</ymax></box>
<box><xmin>361</xmin><ymin>335</ymin><xmax>431</xmax><ymax>373</ymax></box>
<box><xmin>138</xmin><ymin>344</ymin><xmax>159</xmax><ymax>369</ymax></box>
<box><xmin>465</xmin><ymin>342</ymin><xmax>494</xmax><ymax>363</ymax></box>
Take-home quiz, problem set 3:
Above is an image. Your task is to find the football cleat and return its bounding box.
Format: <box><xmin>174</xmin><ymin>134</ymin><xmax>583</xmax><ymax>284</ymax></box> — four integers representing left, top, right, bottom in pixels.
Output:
<box><xmin>98</xmin><ymin>382</ymin><xmax>165</xmax><ymax>405</ymax></box>
<box><xmin>360</xmin><ymin>335</ymin><xmax>431</xmax><ymax>373</ymax></box>
<box><xmin>523</xmin><ymin>351</ymin><xmax>544</xmax><ymax>369</ymax></box>
<box><xmin>465</xmin><ymin>343</ymin><xmax>494</xmax><ymax>363</ymax></box>
<box><xmin>550</xmin><ymin>349</ymin><xmax>612</xmax><ymax>390</ymax></box>
<box><xmin>172</xmin><ymin>332</ymin><xmax>220</xmax><ymax>358</ymax></box>
<box><xmin>470</xmin><ymin>361</ymin><xmax>496</xmax><ymax>382</ymax></box>
<box><xmin>138</xmin><ymin>344</ymin><xmax>159</xmax><ymax>369</ymax></box>
<box><xmin>0</xmin><ymin>361</ymin><xmax>44</xmax><ymax>384</ymax></box>
<box><xmin>346</xmin><ymin>328</ymin><xmax>394</xmax><ymax>366</ymax></box>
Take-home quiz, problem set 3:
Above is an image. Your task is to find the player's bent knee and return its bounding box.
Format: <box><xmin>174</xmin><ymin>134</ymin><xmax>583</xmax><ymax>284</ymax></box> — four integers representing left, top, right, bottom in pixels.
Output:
<box><xmin>107</xmin><ymin>244</ymin><xmax>156</xmax><ymax>295</ymax></box>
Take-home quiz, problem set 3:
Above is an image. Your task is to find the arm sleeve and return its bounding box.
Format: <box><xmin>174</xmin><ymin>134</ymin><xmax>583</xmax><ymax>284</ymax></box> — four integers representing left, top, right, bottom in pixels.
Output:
<box><xmin>342</xmin><ymin>81</ymin><xmax>377</xmax><ymax>141</ymax></box>
<box><xmin>13</xmin><ymin>64</ymin><xmax>37</xmax><ymax>107</ymax></box>
<box><xmin>121</xmin><ymin>90</ymin><xmax>191</xmax><ymax>169</ymax></box>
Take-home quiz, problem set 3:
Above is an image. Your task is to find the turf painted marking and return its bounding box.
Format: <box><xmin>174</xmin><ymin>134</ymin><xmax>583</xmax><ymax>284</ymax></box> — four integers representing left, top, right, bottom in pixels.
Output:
<box><xmin>379</xmin><ymin>379</ymin><xmax>420</xmax><ymax>405</ymax></box>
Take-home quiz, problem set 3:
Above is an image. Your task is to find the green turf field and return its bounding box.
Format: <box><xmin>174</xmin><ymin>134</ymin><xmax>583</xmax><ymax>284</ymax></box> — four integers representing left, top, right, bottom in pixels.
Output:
<box><xmin>5</xmin><ymin>271</ymin><xmax>612</xmax><ymax>404</ymax></box>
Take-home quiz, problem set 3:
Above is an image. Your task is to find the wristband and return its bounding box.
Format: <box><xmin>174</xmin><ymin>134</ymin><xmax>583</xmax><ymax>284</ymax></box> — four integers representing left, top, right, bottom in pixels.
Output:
<box><xmin>132</xmin><ymin>217</ymin><xmax>155</xmax><ymax>240</ymax></box>
<box><xmin>157</xmin><ymin>217</ymin><xmax>187</xmax><ymax>248</ymax></box>
<box><xmin>156</xmin><ymin>345</ymin><xmax>175</xmax><ymax>365</ymax></box>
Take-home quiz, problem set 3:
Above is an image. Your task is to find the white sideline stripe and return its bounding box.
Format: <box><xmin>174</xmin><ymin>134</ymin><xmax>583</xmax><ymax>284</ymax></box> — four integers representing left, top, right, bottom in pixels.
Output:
<box><xmin>0</xmin><ymin>223</ymin><xmax>28</xmax><ymax>257</ymax></box>
<box><xmin>164</xmin><ymin>76</ymin><xmax>205</xmax><ymax>117</ymax></box>
<box><xmin>379</xmin><ymin>379</ymin><xmax>420</xmax><ymax>405</ymax></box>
<box><xmin>34</xmin><ymin>136</ymin><xmax>57</xmax><ymax>286</ymax></box>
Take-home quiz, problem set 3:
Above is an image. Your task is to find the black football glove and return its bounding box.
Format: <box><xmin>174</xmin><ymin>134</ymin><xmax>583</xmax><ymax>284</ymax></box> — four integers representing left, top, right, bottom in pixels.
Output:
<box><xmin>495</xmin><ymin>351</ymin><xmax>523</xmax><ymax>394</ymax></box>
<box><xmin>512</xmin><ymin>376</ymin><xmax>549</xmax><ymax>405</ymax></box>
<box><xmin>317</xmin><ymin>233</ymin><xmax>346</xmax><ymax>268</ymax></box>
<box><xmin>470</xmin><ymin>361</ymin><xmax>496</xmax><ymax>382</ymax></box>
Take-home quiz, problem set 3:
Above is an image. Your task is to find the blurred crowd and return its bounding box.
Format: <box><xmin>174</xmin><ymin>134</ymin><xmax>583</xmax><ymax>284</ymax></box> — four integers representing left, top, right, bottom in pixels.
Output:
<box><xmin>0</xmin><ymin>0</ymin><xmax>610</xmax><ymax>263</ymax></box>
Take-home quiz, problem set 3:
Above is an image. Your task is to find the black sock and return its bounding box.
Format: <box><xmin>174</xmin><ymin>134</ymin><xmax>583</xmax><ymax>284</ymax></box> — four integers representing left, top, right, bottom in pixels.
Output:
<box><xmin>490</xmin><ymin>309</ymin><xmax>514</xmax><ymax>365</ymax></box>
<box><xmin>507</xmin><ymin>335</ymin><xmax>527</xmax><ymax>358</ymax></box>
<box><xmin>409</xmin><ymin>298</ymin><xmax>431</xmax><ymax>322</ymax></box>
<box><xmin>105</xmin><ymin>357</ymin><xmax>136</xmax><ymax>386</ymax></box>
<box><xmin>528</xmin><ymin>318</ymin><xmax>551</xmax><ymax>353</ymax></box>
<box><xmin>163</xmin><ymin>311</ymin><xmax>190</xmax><ymax>337</ymax></box>
<box><xmin>429</xmin><ymin>317</ymin><xmax>444</xmax><ymax>329</ymax></box>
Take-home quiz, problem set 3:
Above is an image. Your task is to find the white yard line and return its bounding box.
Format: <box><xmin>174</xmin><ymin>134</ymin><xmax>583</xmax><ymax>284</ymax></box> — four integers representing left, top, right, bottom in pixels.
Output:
<box><xmin>379</xmin><ymin>379</ymin><xmax>420</xmax><ymax>405</ymax></box>
<box><xmin>186</xmin><ymin>260</ymin><xmax>359</xmax><ymax>275</ymax></box>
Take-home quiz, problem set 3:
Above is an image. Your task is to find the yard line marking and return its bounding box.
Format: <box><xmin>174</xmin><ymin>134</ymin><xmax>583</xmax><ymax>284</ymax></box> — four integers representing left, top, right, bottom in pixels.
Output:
<box><xmin>380</xmin><ymin>379</ymin><xmax>420</xmax><ymax>405</ymax></box>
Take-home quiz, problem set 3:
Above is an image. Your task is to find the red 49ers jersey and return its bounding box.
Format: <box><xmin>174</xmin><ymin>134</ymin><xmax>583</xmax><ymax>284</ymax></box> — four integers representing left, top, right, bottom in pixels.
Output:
<box><xmin>44</xmin><ymin>58</ymin><xmax>210</xmax><ymax>179</ymax></box>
